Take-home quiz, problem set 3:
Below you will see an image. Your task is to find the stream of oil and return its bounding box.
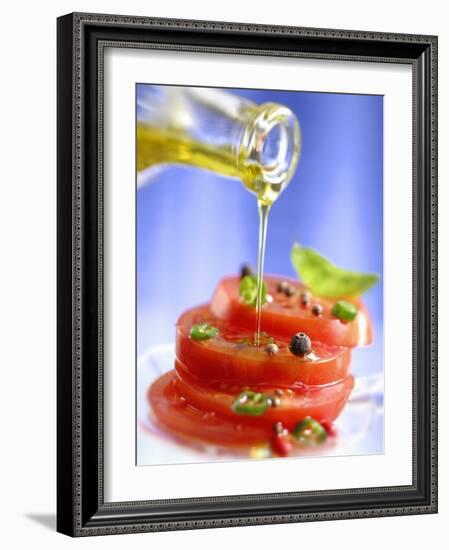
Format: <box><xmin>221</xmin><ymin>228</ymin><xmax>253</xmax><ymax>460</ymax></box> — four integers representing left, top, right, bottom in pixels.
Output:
<box><xmin>254</xmin><ymin>202</ymin><xmax>270</xmax><ymax>346</ymax></box>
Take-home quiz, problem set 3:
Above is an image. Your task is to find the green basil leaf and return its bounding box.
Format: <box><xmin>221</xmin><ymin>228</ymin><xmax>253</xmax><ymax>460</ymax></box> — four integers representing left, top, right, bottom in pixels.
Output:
<box><xmin>290</xmin><ymin>243</ymin><xmax>379</xmax><ymax>298</ymax></box>
<box><xmin>239</xmin><ymin>275</ymin><xmax>267</xmax><ymax>307</ymax></box>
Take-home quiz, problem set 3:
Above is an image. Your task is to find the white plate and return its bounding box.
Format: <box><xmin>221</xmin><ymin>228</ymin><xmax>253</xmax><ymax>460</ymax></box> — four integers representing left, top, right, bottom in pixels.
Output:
<box><xmin>137</xmin><ymin>344</ymin><xmax>384</xmax><ymax>466</ymax></box>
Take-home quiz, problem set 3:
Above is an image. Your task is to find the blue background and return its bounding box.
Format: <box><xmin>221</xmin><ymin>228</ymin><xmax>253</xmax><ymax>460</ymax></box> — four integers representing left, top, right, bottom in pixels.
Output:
<box><xmin>137</xmin><ymin>86</ymin><xmax>383</xmax><ymax>378</ymax></box>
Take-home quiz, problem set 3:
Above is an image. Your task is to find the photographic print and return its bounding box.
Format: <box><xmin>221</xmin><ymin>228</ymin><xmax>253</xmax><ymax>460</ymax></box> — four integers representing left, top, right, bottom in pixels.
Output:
<box><xmin>136</xmin><ymin>83</ymin><xmax>384</xmax><ymax>466</ymax></box>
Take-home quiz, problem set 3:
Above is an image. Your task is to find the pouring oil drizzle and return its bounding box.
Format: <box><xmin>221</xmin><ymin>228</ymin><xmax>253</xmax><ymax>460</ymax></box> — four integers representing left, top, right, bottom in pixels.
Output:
<box><xmin>251</xmin><ymin>175</ymin><xmax>297</xmax><ymax>346</ymax></box>
<box><xmin>254</xmin><ymin>202</ymin><xmax>270</xmax><ymax>346</ymax></box>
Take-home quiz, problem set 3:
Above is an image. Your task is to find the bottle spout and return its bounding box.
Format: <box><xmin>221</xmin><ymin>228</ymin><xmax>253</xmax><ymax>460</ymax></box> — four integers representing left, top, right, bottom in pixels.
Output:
<box><xmin>239</xmin><ymin>103</ymin><xmax>301</xmax><ymax>205</ymax></box>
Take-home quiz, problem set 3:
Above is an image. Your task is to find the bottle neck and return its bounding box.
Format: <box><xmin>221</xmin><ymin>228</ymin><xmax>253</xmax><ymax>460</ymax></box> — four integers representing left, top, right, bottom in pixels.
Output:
<box><xmin>237</xmin><ymin>102</ymin><xmax>300</xmax><ymax>205</ymax></box>
<box><xmin>136</xmin><ymin>86</ymin><xmax>300</xmax><ymax>204</ymax></box>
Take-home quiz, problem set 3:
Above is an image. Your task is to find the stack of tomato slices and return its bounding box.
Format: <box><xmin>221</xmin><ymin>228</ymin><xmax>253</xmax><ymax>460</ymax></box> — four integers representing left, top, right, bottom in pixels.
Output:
<box><xmin>148</xmin><ymin>275</ymin><xmax>372</xmax><ymax>454</ymax></box>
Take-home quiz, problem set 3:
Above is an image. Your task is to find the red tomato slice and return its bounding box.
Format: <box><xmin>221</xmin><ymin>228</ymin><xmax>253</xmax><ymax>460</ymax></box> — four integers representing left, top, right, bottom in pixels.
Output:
<box><xmin>176</xmin><ymin>305</ymin><xmax>352</xmax><ymax>386</ymax></box>
<box><xmin>174</xmin><ymin>362</ymin><xmax>354</xmax><ymax>430</ymax></box>
<box><xmin>148</xmin><ymin>370</ymin><xmax>354</xmax><ymax>447</ymax></box>
<box><xmin>210</xmin><ymin>275</ymin><xmax>373</xmax><ymax>348</ymax></box>
<box><xmin>148</xmin><ymin>371</ymin><xmax>271</xmax><ymax>447</ymax></box>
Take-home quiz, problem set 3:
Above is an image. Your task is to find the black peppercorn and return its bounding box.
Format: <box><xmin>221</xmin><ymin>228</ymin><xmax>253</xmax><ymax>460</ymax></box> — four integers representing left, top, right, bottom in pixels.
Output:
<box><xmin>285</xmin><ymin>285</ymin><xmax>296</xmax><ymax>297</ymax></box>
<box><xmin>311</xmin><ymin>304</ymin><xmax>324</xmax><ymax>317</ymax></box>
<box><xmin>277</xmin><ymin>280</ymin><xmax>289</xmax><ymax>293</ymax></box>
<box><xmin>240</xmin><ymin>263</ymin><xmax>254</xmax><ymax>279</ymax></box>
<box><xmin>300</xmin><ymin>291</ymin><xmax>311</xmax><ymax>306</ymax></box>
<box><xmin>289</xmin><ymin>332</ymin><xmax>312</xmax><ymax>356</ymax></box>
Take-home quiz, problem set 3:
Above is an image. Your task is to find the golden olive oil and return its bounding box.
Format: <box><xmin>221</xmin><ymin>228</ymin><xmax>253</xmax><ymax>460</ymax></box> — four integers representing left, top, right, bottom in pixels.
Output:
<box><xmin>137</xmin><ymin>124</ymin><xmax>285</xmax><ymax>207</ymax></box>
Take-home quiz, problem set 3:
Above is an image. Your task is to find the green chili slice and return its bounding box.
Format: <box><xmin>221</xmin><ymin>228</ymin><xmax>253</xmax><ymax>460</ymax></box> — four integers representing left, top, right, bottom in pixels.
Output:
<box><xmin>232</xmin><ymin>391</ymin><xmax>270</xmax><ymax>416</ymax></box>
<box><xmin>331</xmin><ymin>300</ymin><xmax>358</xmax><ymax>322</ymax></box>
<box><xmin>189</xmin><ymin>323</ymin><xmax>218</xmax><ymax>341</ymax></box>
<box><xmin>292</xmin><ymin>417</ymin><xmax>327</xmax><ymax>445</ymax></box>
<box><xmin>239</xmin><ymin>275</ymin><xmax>267</xmax><ymax>307</ymax></box>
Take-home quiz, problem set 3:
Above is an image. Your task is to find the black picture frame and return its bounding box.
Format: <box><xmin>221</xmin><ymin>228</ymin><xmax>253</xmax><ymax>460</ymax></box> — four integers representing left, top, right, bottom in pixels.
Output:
<box><xmin>57</xmin><ymin>12</ymin><xmax>438</xmax><ymax>537</ymax></box>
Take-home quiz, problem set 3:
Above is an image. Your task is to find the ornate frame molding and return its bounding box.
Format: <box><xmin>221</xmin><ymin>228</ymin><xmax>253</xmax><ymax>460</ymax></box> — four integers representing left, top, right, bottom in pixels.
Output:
<box><xmin>57</xmin><ymin>12</ymin><xmax>438</xmax><ymax>537</ymax></box>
